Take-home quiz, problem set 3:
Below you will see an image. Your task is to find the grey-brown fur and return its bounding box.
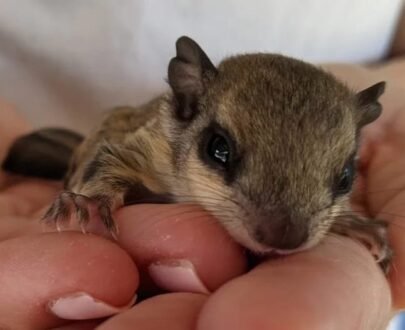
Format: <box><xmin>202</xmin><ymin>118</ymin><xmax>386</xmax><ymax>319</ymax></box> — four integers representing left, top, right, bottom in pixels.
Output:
<box><xmin>4</xmin><ymin>36</ymin><xmax>391</xmax><ymax>272</ymax></box>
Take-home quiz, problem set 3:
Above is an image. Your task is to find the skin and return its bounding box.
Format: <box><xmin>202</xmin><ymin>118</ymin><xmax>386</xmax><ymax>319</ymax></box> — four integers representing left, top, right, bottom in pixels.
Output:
<box><xmin>1</xmin><ymin>61</ymin><xmax>405</xmax><ymax>329</ymax></box>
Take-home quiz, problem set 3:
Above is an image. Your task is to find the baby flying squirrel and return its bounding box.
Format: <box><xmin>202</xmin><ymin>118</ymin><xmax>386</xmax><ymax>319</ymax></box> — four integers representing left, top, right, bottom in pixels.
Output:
<box><xmin>3</xmin><ymin>36</ymin><xmax>392</xmax><ymax>271</ymax></box>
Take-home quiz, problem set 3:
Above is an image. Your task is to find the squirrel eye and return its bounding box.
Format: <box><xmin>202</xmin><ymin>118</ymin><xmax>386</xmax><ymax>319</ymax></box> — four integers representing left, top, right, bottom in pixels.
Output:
<box><xmin>207</xmin><ymin>134</ymin><xmax>230</xmax><ymax>165</ymax></box>
<box><xmin>335</xmin><ymin>162</ymin><xmax>355</xmax><ymax>195</ymax></box>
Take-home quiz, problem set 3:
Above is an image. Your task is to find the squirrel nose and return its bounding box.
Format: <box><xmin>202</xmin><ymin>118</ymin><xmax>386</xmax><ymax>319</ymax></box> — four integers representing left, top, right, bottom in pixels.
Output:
<box><xmin>254</xmin><ymin>213</ymin><xmax>309</xmax><ymax>250</ymax></box>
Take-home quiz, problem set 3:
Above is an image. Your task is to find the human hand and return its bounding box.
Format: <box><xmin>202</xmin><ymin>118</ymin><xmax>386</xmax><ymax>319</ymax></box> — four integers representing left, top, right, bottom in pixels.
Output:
<box><xmin>0</xmin><ymin>79</ymin><xmax>403</xmax><ymax>330</ymax></box>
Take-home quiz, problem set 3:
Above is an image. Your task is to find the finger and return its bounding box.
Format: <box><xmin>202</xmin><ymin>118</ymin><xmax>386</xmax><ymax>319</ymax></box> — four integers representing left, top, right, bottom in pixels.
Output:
<box><xmin>0</xmin><ymin>179</ymin><xmax>61</xmax><ymax>217</ymax></box>
<box><xmin>367</xmin><ymin>142</ymin><xmax>405</xmax><ymax>308</ymax></box>
<box><xmin>0</xmin><ymin>181</ymin><xmax>61</xmax><ymax>241</ymax></box>
<box><xmin>383</xmin><ymin>193</ymin><xmax>405</xmax><ymax>309</ymax></box>
<box><xmin>98</xmin><ymin>293</ymin><xmax>206</xmax><ymax>330</ymax></box>
<box><xmin>364</xmin><ymin>112</ymin><xmax>405</xmax><ymax>308</ymax></box>
<box><xmin>0</xmin><ymin>100</ymin><xmax>32</xmax><ymax>188</ymax></box>
<box><xmin>197</xmin><ymin>236</ymin><xmax>391</xmax><ymax>330</ymax></box>
<box><xmin>115</xmin><ymin>204</ymin><xmax>247</xmax><ymax>293</ymax></box>
<box><xmin>0</xmin><ymin>232</ymin><xmax>138</xmax><ymax>329</ymax></box>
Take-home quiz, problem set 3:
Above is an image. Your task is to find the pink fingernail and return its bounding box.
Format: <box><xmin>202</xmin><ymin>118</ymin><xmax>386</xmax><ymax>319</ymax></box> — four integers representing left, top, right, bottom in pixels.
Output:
<box><xmin>48</xmin><ymin>292</ymin><xmax>137</xmax><ymax>320</ymax></box>
<box><xmin>148</xmin><ymin>259</ymin><xmax>210</xmax><ymax>294</ymax></box>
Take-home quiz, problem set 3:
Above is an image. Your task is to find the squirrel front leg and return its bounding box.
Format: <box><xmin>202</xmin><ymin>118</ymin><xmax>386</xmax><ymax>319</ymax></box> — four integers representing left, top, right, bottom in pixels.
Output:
<box><xmin>43</xmin><ymin>142</ymin><xmax>159</xmax><ymax>237</ymax></box>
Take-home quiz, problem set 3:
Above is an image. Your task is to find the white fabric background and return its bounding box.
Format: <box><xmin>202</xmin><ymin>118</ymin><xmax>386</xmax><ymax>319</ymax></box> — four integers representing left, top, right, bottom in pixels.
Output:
<box><xmin>0</xmin><ymin>0</ymin><xmax>403</xmax><ymax>132</ymax></box>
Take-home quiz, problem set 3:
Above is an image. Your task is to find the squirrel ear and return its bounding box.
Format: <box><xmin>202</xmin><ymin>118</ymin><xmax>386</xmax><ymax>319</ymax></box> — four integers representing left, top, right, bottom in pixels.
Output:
<box><xmin>168</xmin><ymin>36</ymin><xmax>217</xmax><ymax>120</ymax></box>
<box><xmin>355</xmin><ymin>81</ymin><xmax>386</xmax><ymax>127</ymax></box>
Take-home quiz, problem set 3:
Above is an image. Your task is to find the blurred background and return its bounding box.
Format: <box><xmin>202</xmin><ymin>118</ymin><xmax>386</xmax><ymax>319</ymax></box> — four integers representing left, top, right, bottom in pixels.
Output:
<box><xmin>0</xmin><ymin>1</ymin><xmax>404</xmax><ymax>328</ymax></box>
<box><xmin>0</xmin><ymin>0</ymin><xmax>404</xmax><ymax>133</ymax></box>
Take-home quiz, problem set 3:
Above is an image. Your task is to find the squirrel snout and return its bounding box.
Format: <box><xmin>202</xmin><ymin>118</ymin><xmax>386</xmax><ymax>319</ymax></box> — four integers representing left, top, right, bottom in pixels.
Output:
<box><xmin>254</xmin><ymin>213</ymin><xmax>309</xmax><ymax>250</ymax></box>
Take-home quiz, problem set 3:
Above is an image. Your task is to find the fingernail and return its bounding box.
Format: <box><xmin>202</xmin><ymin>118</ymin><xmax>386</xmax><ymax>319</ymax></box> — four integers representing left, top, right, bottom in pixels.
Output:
<box><xmin>48</xmin><ymin>292</ymin><xmax>137</xmax><ymax>320</ymax></box>
<box><xmin>148</xmin><ymin>259</ymin><xmax>210</xmax><ymax>294</ymax></box>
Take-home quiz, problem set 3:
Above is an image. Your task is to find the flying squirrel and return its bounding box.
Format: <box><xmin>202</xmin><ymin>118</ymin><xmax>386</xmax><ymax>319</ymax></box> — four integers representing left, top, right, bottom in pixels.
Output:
<box><xmin>2</xmin><ymin>36</ymin><xmax>392</xmax><ymax>272</ymax></box>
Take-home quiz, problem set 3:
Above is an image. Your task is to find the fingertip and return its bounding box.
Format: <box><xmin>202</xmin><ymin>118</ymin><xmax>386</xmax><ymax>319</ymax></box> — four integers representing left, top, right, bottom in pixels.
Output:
<box><xmin>115</xmin><ymin>204</ymin><xmax>247</xmax><ymax>292</ymax></box>
<box><xmin>388</xmin><ymin>224</ymin><xmax>405</xmax><ymax>308</ymax></box>
<box><xmin>98</xmin><ymin>293</ymin><xmax>207</xmax><ymax>330</ymax></box>
<box><xmin>0</xmin><ymin>232</ymin><xmax>138</xmax><ymax>328</ymax></box>
<box><xmin>197</xmin><ymin>236</ymin><xmax>391</xmax><ymax>330</ymax></box>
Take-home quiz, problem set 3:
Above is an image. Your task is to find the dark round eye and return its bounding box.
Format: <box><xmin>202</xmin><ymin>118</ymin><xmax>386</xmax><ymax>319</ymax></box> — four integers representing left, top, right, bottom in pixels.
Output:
<box><xmin>207</xmin><ymin>134</ymin><xmax>230</xmax><ymax>165</ymax></box>
<box><xmin>335</xmin><ymin>162</ymin><xmax>355</xmax><ymax>195</ymax></box>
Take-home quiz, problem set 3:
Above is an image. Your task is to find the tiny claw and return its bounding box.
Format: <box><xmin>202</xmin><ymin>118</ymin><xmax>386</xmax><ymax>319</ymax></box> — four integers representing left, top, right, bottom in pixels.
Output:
<box><xmin>110</xmin><ymin>228</ymin><xmax>119</xmax><ymax>241</ymax></box>
<box><xmin>56</xmin><ymin>221</ymin><xmax>63</xmax><ymax>233</ymax></box>
<box><xmin>376</xmin><ymin>244</ymin><xmax>393</xmax><ymax>275</ymax></box>
<box><xmin>331</xmin><ymin>215</ymin><xmax>392</xmax><ymax>275</ymax></box>
<box><xmin>41</xmin><ymin>191</ymin><xmax>119</xmax><ymax>240</ymax></box>
<box><xmin>80</xmin><ymin>223</ymin><xmax>88</xmax><ymax>235</ymax></box>
<box><xmin>42</xmin><ymin>191</ymin><xmax>73</xmax><ymax>230</ymax></box>
<box><xmin>97</xmin><ymin>201</ymin><xmax>118</xmax><ymax>239</ymax></box>
<box><xmin>73</xmin><ymin>194</ymin><xmax>91</xmax><ymax>228</ymax></box>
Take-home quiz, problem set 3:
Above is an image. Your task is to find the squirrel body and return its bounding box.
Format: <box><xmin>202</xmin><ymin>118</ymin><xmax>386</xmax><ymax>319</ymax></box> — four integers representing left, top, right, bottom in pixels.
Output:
<box><xmin>2</xmin><ymin>36</ymin><xmax>392</xmax><ymax>270</ymax></box>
